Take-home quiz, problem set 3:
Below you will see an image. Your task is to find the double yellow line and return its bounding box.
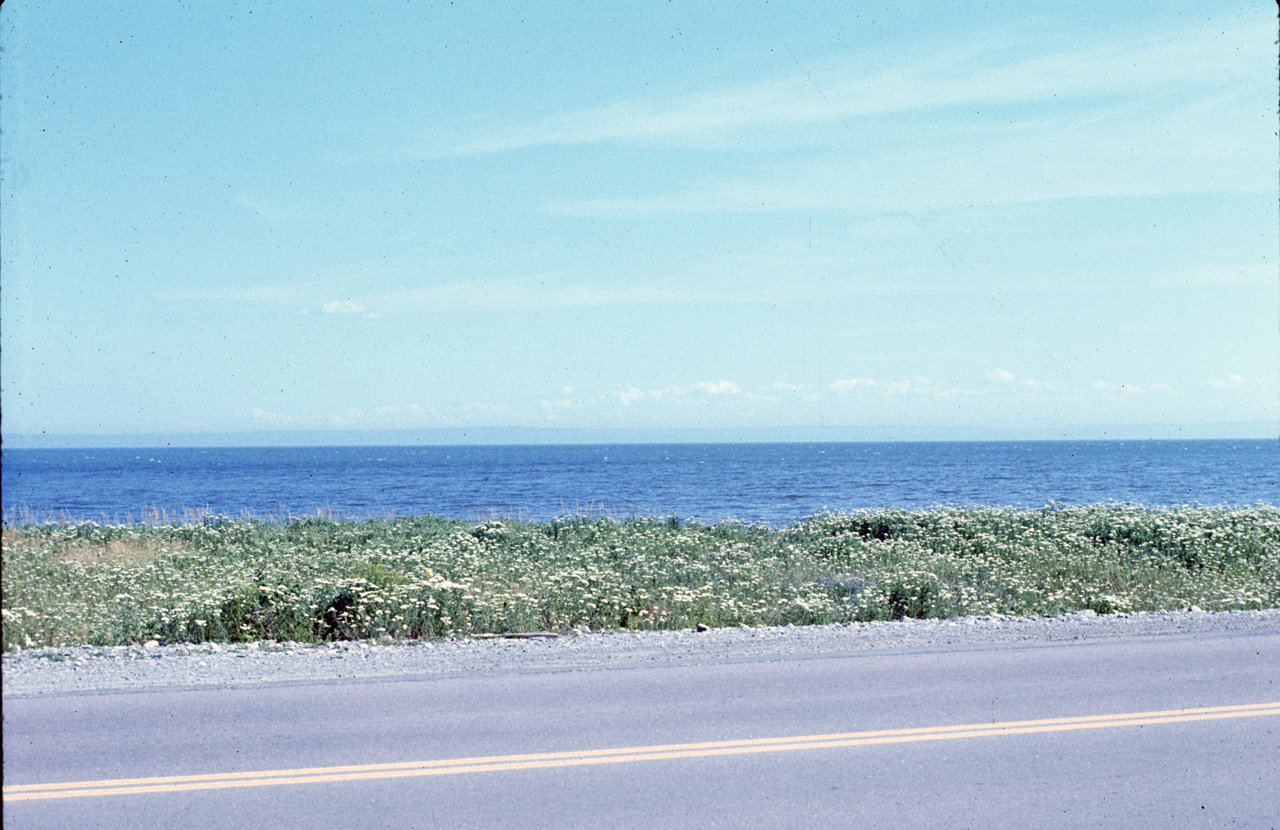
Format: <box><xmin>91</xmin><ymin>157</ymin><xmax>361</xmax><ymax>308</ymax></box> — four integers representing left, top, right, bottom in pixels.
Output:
<box><xmin>7</xmin><ymin>701</ymin><xmax>1278</xmax><ymax>802</ymax></box>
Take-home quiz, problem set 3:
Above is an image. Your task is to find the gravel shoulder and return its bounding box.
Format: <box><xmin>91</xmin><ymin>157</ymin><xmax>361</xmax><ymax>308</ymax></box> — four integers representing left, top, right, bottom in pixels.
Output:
<box><xmin>5</xmin><ymin>608</ymin><xmax>1279</xmax><ymax>698</ymax></box>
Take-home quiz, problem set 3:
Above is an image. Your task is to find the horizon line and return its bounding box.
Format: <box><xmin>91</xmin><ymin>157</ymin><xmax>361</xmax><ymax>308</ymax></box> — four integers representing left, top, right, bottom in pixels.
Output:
<box><xmin>4</xmin><ymin>421</ymin><xmax>1276</xmax><ymax>450</ymax></box>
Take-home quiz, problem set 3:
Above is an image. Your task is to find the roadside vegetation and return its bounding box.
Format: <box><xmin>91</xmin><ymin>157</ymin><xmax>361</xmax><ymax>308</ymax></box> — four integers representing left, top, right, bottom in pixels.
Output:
<box><xmin>3</xmin><ymin>504</ymin><xmax>1277</xmax><ymax>650</ymax></box>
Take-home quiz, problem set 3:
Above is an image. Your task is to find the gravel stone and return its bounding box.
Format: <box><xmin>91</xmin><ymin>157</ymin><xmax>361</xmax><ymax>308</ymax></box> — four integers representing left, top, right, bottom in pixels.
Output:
<box><xmin>4</xmin><ymin>609</ymin><xmax>1278</xmax><ymax>698</ymax></box>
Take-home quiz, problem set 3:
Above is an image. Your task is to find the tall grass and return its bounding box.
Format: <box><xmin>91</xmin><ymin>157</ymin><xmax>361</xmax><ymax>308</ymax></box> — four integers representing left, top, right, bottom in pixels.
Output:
<box><xmin>3</xmin><ymin>505</ymin><xmax>1277</xmax><ymax>649</ymax></box>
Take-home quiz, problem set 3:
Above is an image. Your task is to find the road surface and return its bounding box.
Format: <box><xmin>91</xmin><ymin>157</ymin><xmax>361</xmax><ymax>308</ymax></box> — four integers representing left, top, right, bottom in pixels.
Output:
<box><xmin>4</xmin><ymin>630</ymin><xmax>1278</xmax><ymax>828</ymax></box>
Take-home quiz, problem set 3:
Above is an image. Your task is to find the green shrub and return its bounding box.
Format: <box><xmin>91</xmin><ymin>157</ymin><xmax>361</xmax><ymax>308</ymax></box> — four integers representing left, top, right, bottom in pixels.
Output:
<box><xmin>3</xmin><ymin>504</ymin><xmax>1277</xmax><ymax>648</ymax></box>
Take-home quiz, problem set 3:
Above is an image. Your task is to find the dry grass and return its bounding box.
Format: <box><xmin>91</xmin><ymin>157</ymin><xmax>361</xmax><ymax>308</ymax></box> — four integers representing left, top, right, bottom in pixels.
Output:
<box><xmin>4</xmin><ymin>528</ymin><xmax>186</xmax><ymax>566</ymax></box>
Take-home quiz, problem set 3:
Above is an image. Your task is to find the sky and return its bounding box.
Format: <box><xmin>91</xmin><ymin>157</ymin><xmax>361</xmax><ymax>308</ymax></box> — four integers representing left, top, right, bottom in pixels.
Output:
<box><xmin>2</xmin><ymin>0</ymin><xmax>1277</xmax><ymax>443</ymax></box>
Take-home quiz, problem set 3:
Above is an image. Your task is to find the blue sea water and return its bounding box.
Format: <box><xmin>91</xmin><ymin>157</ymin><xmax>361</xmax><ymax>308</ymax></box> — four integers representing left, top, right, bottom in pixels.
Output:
<box><xmin>2</xmin><ymin>441</ymin><xmax>1276</xmax><ymax>526</ymax></box>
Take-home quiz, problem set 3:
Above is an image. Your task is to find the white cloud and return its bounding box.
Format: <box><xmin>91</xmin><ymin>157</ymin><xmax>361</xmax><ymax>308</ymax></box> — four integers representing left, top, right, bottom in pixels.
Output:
<box><xmin>696</xmin><ymin>380</ymin><xmax>742</xmax><ymax>395</ymax></box>
<box><xmin>328</xmin><ymin>408</ymin><xmax>366</xmax><ymax>425</ymax></box>
<box><xmin>981</xmin><ymin>372</ymin><xmax>1054</xmax><ymax>391</ymax></box>
<box><xmin>610</xmin><ymin>380</ymin><xmax>754</xmax><ymax>407</ymax></box>
<box><xmin>560</xmin><ymin>385</ymin><xmax>574</xmax><ymax>397</ymax></box>
<box><xmin>646</xmin><ymin>385</ymin><xmax>689</xmax><ymax>400</ymax></box>
<box><xmin>772</xmin><ymin>381</ymin><xmax>805</xmax><ymax>393</ymax></box>
<box><xmin>829</xmin><ymin>376</ymin><xmax>953</xmax><ymax>396</ymax></box>
<box><xmin>322</xmin><ymin>300</ymin><xmax>368</xmax><ymax>315</ymax></box>
<box><xmin>250</xmin><ymin>407</ymin><xmax>292</xmax><ymax>425</ymax></box>
<box><xmin>1207</xmin><ymin>374</ymin><xmax>1274</xmax><ymax>390</ymax></box>
<box><xmin>377</xmin><ymin>404</ymin><xmax>430</xmax><ymax>421</ymax></box>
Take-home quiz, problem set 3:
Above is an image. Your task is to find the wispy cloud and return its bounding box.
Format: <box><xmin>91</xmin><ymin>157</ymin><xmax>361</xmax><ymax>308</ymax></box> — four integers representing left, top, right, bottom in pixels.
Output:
<box><xmin>183</xmin><ymin>283</ymin><xmax>318</xmax><ymax>304</ymax></box>
<box><xmin>1143</xmin><ymin>264</ymin><xmax>1280</xmax><ymax>289</ymax></box>
<box><xmin>827</xmin><ymin>377</ymin><xmax>948</xmax><ymax>396</ymax></box>
<box><xmin>373</xmin><ymin>277</ymin><xmax>773</xmax><ymax>312</ymax></box>
<box><xmin>234</xmin><ymin>192</ymin><xmax>301</xmax><ymax>222</ymax></box>
<box><xmin>184</xmin><ymin>273</ymin><xmax>775</xmax><ymax>314</ymax></box>
<box><xmin>1020</xmin><ymin>379</ymin><xmax>1055</xmax><ymax>391</ymax></box>
<box><xmin>646</xmin><ymin>385</ymin><xmax>689</xmax><ymax>400</ymax></box>
<box><xmin>436</xmin><ymin>17</ymin><xmax>1264</xmax><ymax>157</ymax></box>
<box><xmin>825</xmin><ymin>375</ymin><xmax>1081</xmax><ymax>400</ymax></box>
<box><xmin>1092</xmin><ymin>380</ymin><xmax>1176</xmax><ymax>395</ymax></box>
<box><xmin>180</xmin><ymin>268</ymin><xmax>987</xmax><ymax>317</ymax></box>
<box><xmin>376</xmin><ymin>404</ymin><xmax>426</xmax><ymax>418</ymax></box>
<box><xmin>320</xmin><ymin>300</ymin><xmax>384</xmax><ymax>320</ymax></box>
<box><xmin>322</xmin><ymin>300</ymin><xmax>367</xmax><ymax>315</ymax></box>
<box><xmin>249</xmin><ymin>403</ymin><xmax>436</xmax><ymax>429</ymax></box>
<box><xmin>443</xmin><ymin>14</ymin><xmax>1270</xmax><ymax>220</ymax></box>
<box><xmin>549</xmin><ymin>89</ymin><xmax>1268</xmax><ymax>217</ymax></box>
<box><xmin>251</xmin><ymin>407</ymin><xmax>371</xmax><ymax>428</ymax></box>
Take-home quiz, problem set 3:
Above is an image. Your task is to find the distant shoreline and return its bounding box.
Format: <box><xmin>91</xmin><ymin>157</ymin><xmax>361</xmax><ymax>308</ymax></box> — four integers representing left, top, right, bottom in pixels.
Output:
<box><xmin>4</xmin><ymin>422</ymin><xmax>1276</xmax><ymax>449</ymax></box>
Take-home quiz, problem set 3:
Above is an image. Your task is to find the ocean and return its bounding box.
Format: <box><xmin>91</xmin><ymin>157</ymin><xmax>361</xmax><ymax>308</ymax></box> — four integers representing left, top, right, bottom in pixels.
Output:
<box><xmin>2</xmin><ymin>441</ymin><xmax>1276</xmax><ymax>526</ymax></box>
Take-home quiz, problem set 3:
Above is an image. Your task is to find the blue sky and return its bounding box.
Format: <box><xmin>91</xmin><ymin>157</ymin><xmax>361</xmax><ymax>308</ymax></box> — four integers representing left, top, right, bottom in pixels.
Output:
<box><xmin>2</xmin><ymin>0</ymin><xmax>1276</xmax><ymax>441</ymax></box>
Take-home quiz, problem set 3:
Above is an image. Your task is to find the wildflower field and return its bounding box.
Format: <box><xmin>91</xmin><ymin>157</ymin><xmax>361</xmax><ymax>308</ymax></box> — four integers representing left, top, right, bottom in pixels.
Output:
<box><xmin>3</xmin><ymin>504</ymin><xmax>1277</xmax><ymax>649</ymax></box>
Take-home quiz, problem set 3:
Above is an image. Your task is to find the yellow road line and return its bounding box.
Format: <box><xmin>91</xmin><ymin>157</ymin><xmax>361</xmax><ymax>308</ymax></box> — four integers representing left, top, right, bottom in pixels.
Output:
<box><xmin>6</xmin><ymin>701</ymin><xmax>1278</xmax><ymax>802</ymax></box>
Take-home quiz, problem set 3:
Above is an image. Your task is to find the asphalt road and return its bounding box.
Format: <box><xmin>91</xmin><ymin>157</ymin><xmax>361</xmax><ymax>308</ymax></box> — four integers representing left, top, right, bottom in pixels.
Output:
<box><xmin>5</xmin><ymin>630</ymin><xmax>1278</xmax><ymax>829</ymax></box>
